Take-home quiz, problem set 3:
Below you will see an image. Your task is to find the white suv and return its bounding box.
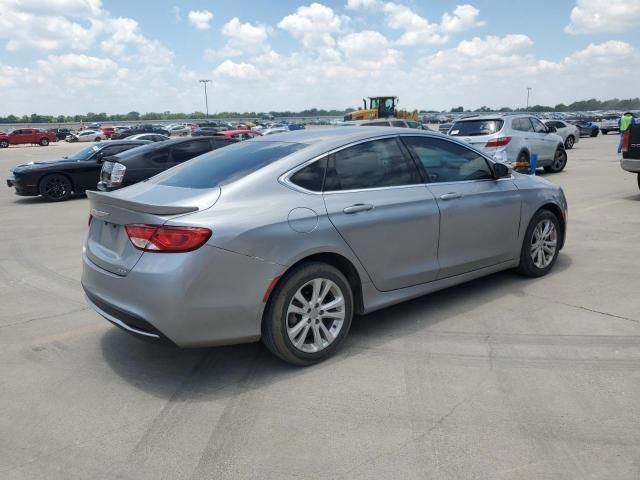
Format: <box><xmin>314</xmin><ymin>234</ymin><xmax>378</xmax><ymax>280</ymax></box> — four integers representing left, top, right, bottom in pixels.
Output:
<box><xmin>447</xmin><ymin>114</ymin><xmax>567</xmax><ymax>173</ymax></box>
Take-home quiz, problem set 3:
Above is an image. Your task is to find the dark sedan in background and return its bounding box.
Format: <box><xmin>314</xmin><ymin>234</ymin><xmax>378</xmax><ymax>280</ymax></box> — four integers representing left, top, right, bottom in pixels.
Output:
<box><xmin>110</xmin><ymin>124</ymin><xmax>170</xmax><ymax>140</ymax></box>
<box><xmin>569</xmin><ymin>121</ymin><xmax>599</xmax><ymax>137</ymax></box>
<box><xmin>6</xmin><ymin>140</ymin><xmax>149</xmax><ymax>201</ymax></box>
<box><xmin>98</xmin><ymin>136</ymin><xmax>237</xmax><ymax>191</ymax></box>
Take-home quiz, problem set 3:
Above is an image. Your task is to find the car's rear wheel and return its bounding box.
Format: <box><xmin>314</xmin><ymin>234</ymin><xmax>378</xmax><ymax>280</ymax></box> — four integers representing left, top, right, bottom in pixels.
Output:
<box><xmin>94</xmin><ymin>137</ymin><xmax>101</xmax><ymax>142</ymax></box>
<box><xmin>564</xmin><ymin>135</ymin><xmax>575</xmax><ymax>149</ymax></box>
<box><xmin>601</xmin><ymin>129</ymin><xmax>608</xmax><ymax>135</ymax></box>
<box><xmin>39</xmin><ymin>174</ymin><xmax>72</xmax><ymax>201</ymax></box>
<box><xmin>0</xmin><ymin>140</ymin><xmax>8</xmax><ymax>148</ymax></box>
<box><xmin>591</xmin><ymin>129</ymin><xmax>598</xmax><ymax>137</ymax></box>
<box><xmin>544</xmin><ymin>148</ymin><xmax>567</xmax><ymax>173</ymax></box>
<box><xmin>517</xmin><ymin>210</ymin><xmax>561</xmax><ymax>277</ymax></box>
<box><xmin>39</xmin><ymin>138</ymin><xmax>49</xmax><ymax>146</ymax></box>
<box><xmin>262</xmin><ymin>262</ymin><xmax>353</xmax><ymax>366</ymax></box>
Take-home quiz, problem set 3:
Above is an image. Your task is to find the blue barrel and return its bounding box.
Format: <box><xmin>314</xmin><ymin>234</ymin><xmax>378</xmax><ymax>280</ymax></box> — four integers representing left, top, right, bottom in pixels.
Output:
<box><xmin>530</xmin><ymin>153</ymin><xmax>538</xmax><ymax>175</ymax></box>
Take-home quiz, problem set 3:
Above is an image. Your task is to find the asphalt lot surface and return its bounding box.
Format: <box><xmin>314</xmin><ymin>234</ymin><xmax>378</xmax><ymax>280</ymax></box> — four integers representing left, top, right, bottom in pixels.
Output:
<box><xmin>1</xmin><ymin>134</ymin><xmax>639</xmax><ymax>479</ymax></box>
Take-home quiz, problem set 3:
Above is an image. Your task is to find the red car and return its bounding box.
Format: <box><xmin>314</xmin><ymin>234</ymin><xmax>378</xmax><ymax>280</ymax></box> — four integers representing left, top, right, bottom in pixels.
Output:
<box><xmin>0</xmin><ymin>128</ymin><xmax>57</xmax><ymax>148</ymax></box>
<box><xmin>215</xmin><ymin>129</ymin><xmax>262</xmax><ymax>140</ymax></box>
<box><xmin>100</xmin><ymin>126</ymin><xmax>115</xmax><ymax>138</ymax></box>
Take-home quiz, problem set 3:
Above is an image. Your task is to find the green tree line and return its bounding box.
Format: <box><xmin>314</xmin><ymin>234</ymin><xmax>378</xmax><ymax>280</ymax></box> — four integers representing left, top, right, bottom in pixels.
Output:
<box><xmin>0</xmin><ymin>108</ymin><xmax>354</xmax><ymax>124</ymax></box>
<box><xmin>451</xmin><ymin>97</ymin><xmax>640</xmax><ymax>114</ymax></box>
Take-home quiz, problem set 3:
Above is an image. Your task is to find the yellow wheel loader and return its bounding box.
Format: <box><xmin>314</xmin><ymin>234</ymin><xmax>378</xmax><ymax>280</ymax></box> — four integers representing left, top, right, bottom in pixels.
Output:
<box><xmin>343</xmin><ymin>96</ymin><xmax>418</xmax><ymax>122</ymax></box>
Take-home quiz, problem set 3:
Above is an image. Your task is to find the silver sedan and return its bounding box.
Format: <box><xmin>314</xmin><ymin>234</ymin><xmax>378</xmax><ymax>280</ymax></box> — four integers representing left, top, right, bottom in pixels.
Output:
<box><xmin>82</xmin><ymin>128</ymin><xmax>568</xmax><ymax>365</ymax></box>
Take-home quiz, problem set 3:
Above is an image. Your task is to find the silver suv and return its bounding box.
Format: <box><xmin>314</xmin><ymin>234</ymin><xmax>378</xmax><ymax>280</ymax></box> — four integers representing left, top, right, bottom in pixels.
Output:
<box><xmin>448</xmin><ymin>114</ymin><xmax>567</xmax><ymax>173</ymax></box>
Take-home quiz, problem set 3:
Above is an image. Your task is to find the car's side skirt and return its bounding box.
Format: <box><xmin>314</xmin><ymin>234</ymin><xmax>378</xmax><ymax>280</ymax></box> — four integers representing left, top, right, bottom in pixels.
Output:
<box><xmin>361</xmin><ymin>259</ymin><xmax>520</xmax><ymax>314</ymax></box>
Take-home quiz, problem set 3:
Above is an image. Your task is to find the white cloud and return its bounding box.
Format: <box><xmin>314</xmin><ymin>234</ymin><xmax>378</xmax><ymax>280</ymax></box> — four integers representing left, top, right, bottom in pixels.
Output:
<box><xmin>188</xmin><ymin>9</ymin><xmax>213</xmax><ymax>30</ymax></box>
<box><xmin>440</xmin><ymin>4</ymin><xmax>485</xmax><ymax>33</ymax></box>
<box><xmin>337</xmin><ymin>30</ymin><xmax>401</xmax><ymax>67</ymax></box>
<box><xmin>566</xmin><ymin>0</ymin><xmax>640</xmax><ymax>34</ymax></box>
<box><xmin>204</xmin><ymin>17</ymin><xmax>271</xmax><ymax>62</ymax></box>
<box><xmin>456</xmin><ymin>34</ymin><xmax>533</xmax><ymax>57</ymax></box>
<box><xmin>347</xmin><ymin>1</ymin><xmax>484</xmax><ymax>46</ymax></box>
<box><xmin>345</xmin><ymin>0</ymin><xmax>382</xmax><ymax>9</ymax></box>
<box><xmin>278</xmin><ymin>3</ymin><xmax>345</xmax><ymax>49</ymax></box>
<box><xmin>214</xmin><ymin>60</ymin><xmax>259</xmax><ymax>79</ymax></box>
<box><xmin>0</xmin><ymin>0</ymin><xmax>103</xmax><ymax>16</ymax></box>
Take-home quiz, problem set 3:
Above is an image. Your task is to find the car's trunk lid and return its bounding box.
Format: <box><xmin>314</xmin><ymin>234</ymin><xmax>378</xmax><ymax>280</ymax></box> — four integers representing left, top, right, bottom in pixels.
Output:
<box><xmin>85</xmin><ymin>185</ymin><xmax>220</xmax><ymax>276</ymax></box>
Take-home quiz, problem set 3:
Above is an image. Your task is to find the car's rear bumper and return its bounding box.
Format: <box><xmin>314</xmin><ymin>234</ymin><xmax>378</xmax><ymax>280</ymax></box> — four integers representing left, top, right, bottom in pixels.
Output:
<box><xmin>81</xmin><ymin>244</ymin><xmax>286</xmax><ymax>347</ymax></box>
<box><xmin>621</xmin><ymin>158</ymin><xmax>640</xmax><ymax>172</ymax></box>
<box><xmin>6</xmin><ymin>176</ymin><xmax>39</xmax><ymax>196</ymax></box>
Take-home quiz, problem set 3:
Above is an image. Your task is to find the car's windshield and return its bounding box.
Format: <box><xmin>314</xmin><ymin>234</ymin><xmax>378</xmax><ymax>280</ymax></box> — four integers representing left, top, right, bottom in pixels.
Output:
<box><xmin>449</xmin><ymin>119</ymin><xmax>504</xmax><ymax>136</ymax></box>
<box><xmin>153</xmin><ymin>141</ymin><xmax>307</xmax><ymax>189</ymax></box>
<box><xmin>67</xmin><ymin>143</ymin><xmax>104</xmax><ymax>161</ymax></box>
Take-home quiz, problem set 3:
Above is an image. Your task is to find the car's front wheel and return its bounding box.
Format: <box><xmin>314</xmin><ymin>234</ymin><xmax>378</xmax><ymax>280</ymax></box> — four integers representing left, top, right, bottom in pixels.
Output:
<box><xmin>94</xmin><ymin>137</ymin><xmax>101</xmax><ymax>142</ymax></box>
<box><xmin>517</xmin><ymin>210</ymin><xmax>561</xmax><ymax>277</ymax></box>
<box><xmin>544</xmin><ymin>148</ymin><xmax>567</xmax><ymax>173</ymax></box>
<box><xmin>39</xmin><ymin>174</ymin><xmax>72</xmax><ymax>202</ymax></box>
<box><xmin>262</xmin><ymin>262</ymin><xmax>353</xmax><ymax>366</ymax></box>
<box><xmin>0</xmin><ymin>140</ymin><xmax>8</xmax><ymax>148</ymax></box>
<box><xmin>39</xmin><ymin>138</ymin><xmax>49</xmax><ymax>146</ymax></box>
<box><xmin>564</xmin><ymin>135</ymin><xmax>575</xmax><ymax>149</ymax></box>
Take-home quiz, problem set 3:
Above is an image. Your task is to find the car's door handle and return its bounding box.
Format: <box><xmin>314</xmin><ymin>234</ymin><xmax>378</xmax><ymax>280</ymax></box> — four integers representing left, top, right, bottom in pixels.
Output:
<box><xmin>343</xmin><ymin>203</ymin><xmax>374</xmax><ymax>214</ymax></box>
<box><xmin>439</xmin><ymin>192</ymin><xmax>462</xmax><ymax>201</ymax></box>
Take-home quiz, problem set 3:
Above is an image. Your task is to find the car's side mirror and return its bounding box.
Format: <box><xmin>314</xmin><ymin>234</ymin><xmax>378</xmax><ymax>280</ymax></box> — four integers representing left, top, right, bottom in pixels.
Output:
<box><xmin>95</xmin><ymin>152</ymin><xmax>104</xmax><ymax>163</ymax></box>
<box><xmin>493</xmin><ymin>162</ymin><xmax>511</xmax><ymax>179</ymax></box>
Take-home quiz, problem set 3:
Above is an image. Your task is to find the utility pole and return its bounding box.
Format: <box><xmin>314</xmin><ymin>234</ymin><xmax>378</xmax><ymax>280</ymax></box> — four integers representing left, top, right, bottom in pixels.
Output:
<box><xmin>199</xmin><ymin>79</ymin><xmax>212</xmax><ymax>118</ymax></box>
<box><xmin>526</xmin><ymin>87</ymin><xmax>532</xmax><ymax>111</ymax></box>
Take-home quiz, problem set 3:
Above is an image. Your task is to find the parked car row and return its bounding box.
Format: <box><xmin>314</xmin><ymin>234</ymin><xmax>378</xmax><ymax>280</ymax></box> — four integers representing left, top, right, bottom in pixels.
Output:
<box><xmin>6</xmin><ymin>137</ymin><xmax>237</xmax><ymax>201</ymax></box>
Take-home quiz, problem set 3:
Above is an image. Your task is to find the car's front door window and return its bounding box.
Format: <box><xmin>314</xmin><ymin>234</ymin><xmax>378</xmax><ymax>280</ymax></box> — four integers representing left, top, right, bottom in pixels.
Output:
<box><xmin>324</xmin><ymin>138</ymin><xmax>422</xmax><ymax>191</ymax></box>
<box><xmin>402</xmin><ymin>136</ymin><xmax>493</xmax><ymax>183</ymax></box>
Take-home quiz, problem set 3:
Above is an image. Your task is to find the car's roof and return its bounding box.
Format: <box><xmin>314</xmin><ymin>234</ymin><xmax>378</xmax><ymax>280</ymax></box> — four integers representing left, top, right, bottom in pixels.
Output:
<box><xmin>252</xmin><ymin>126</ymin><xmax>443</xmax><ymax>153</ymax></box>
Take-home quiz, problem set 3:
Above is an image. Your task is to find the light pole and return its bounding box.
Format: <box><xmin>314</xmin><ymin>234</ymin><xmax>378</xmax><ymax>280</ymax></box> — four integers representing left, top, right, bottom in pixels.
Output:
<box><xmin>526</xmin><ymin>87</ymin><xmax>532</xmax><ymax>111</ymax></box>
<box><xmin>199</xmin><ymin>79</ymin><xmax>211</xmax><ymax>118</ymax></box>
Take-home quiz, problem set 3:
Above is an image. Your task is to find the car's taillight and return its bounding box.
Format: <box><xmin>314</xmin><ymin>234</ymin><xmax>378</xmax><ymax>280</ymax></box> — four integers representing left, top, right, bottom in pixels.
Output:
<box><xmin>623</xmin><ymin>130</ymin><xmax>630</xmax><ymax>153</ymax></box>
<box><xmin>109</xmin><ymin>162</ymin><xmax>126</xmax><ymax>186</ymax></box>
<box><xmin>125</xmin><ymin>224</ymin><xmax>212</xmax><ymax>252</ymax></box>
<box><xmin>485</xmin><ymin>137</ymin><xmax>512</xmax><ymax>148</ymax></box>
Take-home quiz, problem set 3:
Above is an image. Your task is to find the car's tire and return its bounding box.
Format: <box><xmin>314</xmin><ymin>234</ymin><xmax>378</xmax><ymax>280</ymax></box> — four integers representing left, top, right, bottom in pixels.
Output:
<box><xmin>637</xmin><ymin>173</ymin><xmax>640</xmax><ymax>191</ymax></box>
<box><xmin>544</xmin><ymin>148</ymin><xmax>567</xmax><ymax>173</ymax></box>
<box><xmin>0</xmin><ymin>140</ymin><xmax>8</xmax><ymax>148</ymax></box>
<box><xmin>591</xmin><ymin>129</ymin><xmax>598</xmax><ymax>137</ymax></box>
<box><xmin>517</xmin><ymin>209</ymin><xmax>561</xmax><ymax>277</ymax></box>
<box><xmin>94</xmin><ymin>137</ymin><xmax>101</xmax><ymax>142</ymax></box>
<box><xmin>564</xmin><ymin>135</ymin><xmax>575</xmax><ymax>149</ymax></box>
<box><xmin>262</xmin><ymin>262</ymin><xmax>354</xmax><ymax>366</ymax></box>
<box><xmin>39</xmin><ymin>174</ymin><xmax>72</xmax><ymax>202</ymax></box>
<box><xmin>601</xmin><ymin>129</ymin><xmax>608</xmax><ymax>135</ymax></box>
<box><xmin>39</xmin><ymin>138</ymin><xmax>49</xmax><ymax>146</ymax></box>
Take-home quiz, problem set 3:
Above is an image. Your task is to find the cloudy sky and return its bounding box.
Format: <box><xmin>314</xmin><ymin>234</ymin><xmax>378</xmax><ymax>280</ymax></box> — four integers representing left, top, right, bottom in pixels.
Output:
<box><xmin>1</xmin><ymin>0</ymin><xmax>639</xmax><ymax>115</ymax></box>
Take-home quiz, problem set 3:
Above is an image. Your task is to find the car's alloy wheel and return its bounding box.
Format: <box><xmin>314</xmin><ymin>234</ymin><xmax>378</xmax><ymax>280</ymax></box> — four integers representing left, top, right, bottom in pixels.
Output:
<box><xmin>517</xmin><ymin>210</ymin><xmax>560</xmax><ymax>277</ymax></box>
<box><xmin>262</xmin><ymin>262</ymin><xmax>353</xmax><ymax>365</ymax></box>
<box><xmin>39</xmin><ymin>138</ymin><xmax>49</xmax><ymax>146</ymax></box>
<box><xmin>286</xmin><ymin>278</ymin><xmax>346</xmax><ymax>353</ymax></box>
<box><xmin>564</xmin><ymin>135</ymin><xmax>574</xmax><ymax>149</ymax></box>
<box><xmin>0</xmin><ymin>140</ymin><xmax>8</xmax><ymax>148</ymax></box>
<box><xmin>39</xmin><ymin>174</ymin><xmax>72</xmax><ymax>202</ymax></box>
<box><xmin>545</xmin><ymin>149</ymin><xmax>567</xmax><ymax>173</ymax></box>
<box><xmin>530</xmin><ymin>219</ymin><xmax>558</xmax><ymax>269</ymax></box>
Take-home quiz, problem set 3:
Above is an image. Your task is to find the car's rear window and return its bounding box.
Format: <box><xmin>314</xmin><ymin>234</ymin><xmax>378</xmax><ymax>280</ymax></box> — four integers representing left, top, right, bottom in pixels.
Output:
<box><xmin>153</xmin><ymin>141</ymin><xmax>307</xmax><ymax>189</ymax></box>
<box><xmin>449</xmin><ymin>120</ymin><xmax>504</xmax><ymax>136</ymax></box>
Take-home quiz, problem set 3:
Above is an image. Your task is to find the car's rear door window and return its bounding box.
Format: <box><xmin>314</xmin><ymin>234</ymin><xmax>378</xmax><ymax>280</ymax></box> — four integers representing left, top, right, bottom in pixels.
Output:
<box><xmin>324</xmin><ymin>138</ymin><xmax>422</xmax><ymax>191</ymax></box>
<box><xmin>289</xmin><ymin>157</ymin><xmax>327</xmax><ymax>192</ymax></box>
<box><xmin>391</xmin><ymin>120</ymin><xmax>406</xmax><ymax>127</ymax></box>
<box><xmin>449</xmin><ymin>120</ymin><xmax>504</xmax><ymax>136</ymax></box>
<box><xmin>402</xmin><ymin>136</ymin><xmax>494</xmax><ymax>183</ymax></box>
